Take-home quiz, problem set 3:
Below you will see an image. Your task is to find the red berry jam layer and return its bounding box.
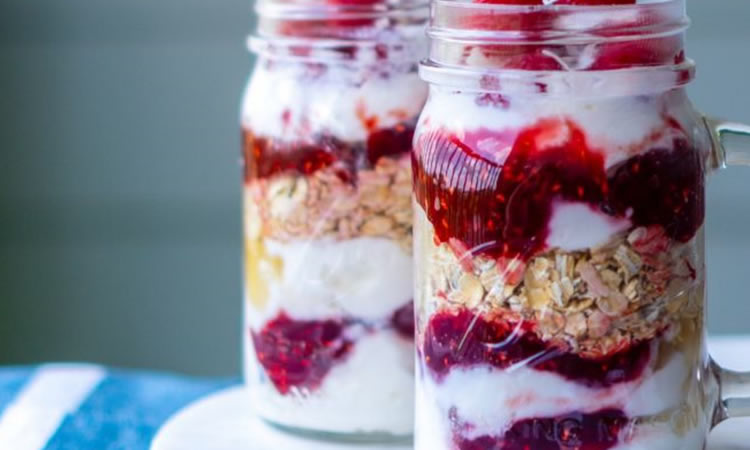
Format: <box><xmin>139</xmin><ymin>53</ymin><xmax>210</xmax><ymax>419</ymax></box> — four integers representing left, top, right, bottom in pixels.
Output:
<box><xmin>412</xmin><ymin>119</ymin><xmax>704</xmax><ymax>262</ymax></box>
<box><xmin>392</xmin><ymin>301</ymin><xmax>417</xmax><ymax>339</ymax></box>
<box><xmin>253</xmin><ymin>302</ymin><xmax>414</xmax><ymax>395</ymax></box>
<box><xmin>253</xmin><ymin>312</ymin><xmax>353</xmax><ymax>394</ymax></box>
<box><xmin>243</xmin><ymin>121</ymin><xmax>416</xmax><ymax>183</ymax></box>
<box><xmin>423</xmin><ymin>308</ymin><xmax>651</xmax><ymax>387</ymax></box>
<box><xmin>455</xmin><ymin>409</ymin><xmax>629</xmax><ymax>450</ymax></box>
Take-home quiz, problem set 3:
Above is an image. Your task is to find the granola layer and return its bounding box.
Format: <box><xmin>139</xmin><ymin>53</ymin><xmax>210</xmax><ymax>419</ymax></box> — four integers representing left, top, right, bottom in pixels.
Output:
<box><xmin>422</xmin><ymin>219</ymin><xmax>703</xmax><ymax>358</ymax></box>
<box><xmin>245</xmin><ymin>155</ymin><xmax>412</xmax><ymax>251</ymax></box>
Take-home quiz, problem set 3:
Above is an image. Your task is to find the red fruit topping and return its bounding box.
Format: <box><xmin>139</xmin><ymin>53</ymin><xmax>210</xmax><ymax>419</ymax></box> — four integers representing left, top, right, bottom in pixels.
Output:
<box><xmin>456</xmin><ymin>409</ymin><xmax>629</xmax><ymax>450</ymax></box>
<box><xmin>423</xmin><ymin>309</ymin><xmax>651</xmax><ymax>387</ymax></box>
<box><xmin>276</xmin><ymin>17</ymin><xmax>377</xmax><ymax>40</ymax></box>
<box><xmin>367</xmin><ymin>122</ymin><xmax>417</xmax><ymax>166</ymax></box>
<box><xmin>328</xmin><ymin>0</ymin><xmax>382</xmax><ymax>4</ymax></box>
<box><xmin>272</xmin><ymin>0</ymin><xmax>403</xmax><ymax>39</ymax></box>
<box><xmin>413</xmin><ymin>119</ymin><xmax>607</xmax><ymax>260</ymax></box>
<box><xmin>460</xmin><ymin>12</ymin><xmax>556</xmax><ymax>35</ymax></box>
<box><xmin>456</xmin><ymin>2</ymin><xmax>683</xmax><ymax>71</ymax></box>
<box><xmin>243</xmin><ymin>120</ymin><xmax>416</xmax><ymax>182</ymax></box>
<box><xmin>608</xmin><ymin>139</ymin><xmax>705</xmax><ymax>243</ymax></box>
<box><xmin>473</xmin><ymin>0</ymin><xmax>541</xmax><ymax>4</ymax></box>
<box><xmin>476</xmin><ymin>0</ymin><xmax>635</xmax><ymax>4</ymax></box>
<box><xmin>391</xmin><ymin>301</ymin><xmax>416</xmax><ymax>339</ymax></box>
<box><xmin>506</xmin><ymin>48</ymin><xmax>565</xmax><ymax>71</ymax></box>
<box><xmin>412</xmin><ymin>119</ymin><xmax>704</xmax><ymax>261</ymax></box>
<box><xmin>253</xmin><ymin>303</ymin><xmax>415</xmax><ymax>394</ymax></box>
<box><xmin>590</xmin><ymin>37</ymin><xmax>684</xmax><ymax>70</ymax></box>
<box><xmin>252</xmin><ymin>312</ymin><xmax>353</xmax><ymax>394</ymax></box>
<box><xmin>552</xmin><ymin>0</ymin><xmax>636</xmax><ymax>4</ymax></box>
<box><xmin>469</xmin><ymin>46</ymin><xmax>565</xmax><ymax>71</ymax></box>
<box><xmin>244</xmin><ymin>132</ymin><xmax>351</xmax><ymax>182</ymax></box>
<box><xmin>458</xmin><ymin>44</ymin><xmax>566</xmax><ymax>71</ymax></box>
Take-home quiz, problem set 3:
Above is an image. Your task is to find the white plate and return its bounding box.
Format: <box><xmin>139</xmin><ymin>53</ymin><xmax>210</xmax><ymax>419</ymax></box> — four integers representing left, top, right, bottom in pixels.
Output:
<box><xmin>152</xmin><ymin>337</ymin><xmax>750</xmax><ymax>450</ymax></box>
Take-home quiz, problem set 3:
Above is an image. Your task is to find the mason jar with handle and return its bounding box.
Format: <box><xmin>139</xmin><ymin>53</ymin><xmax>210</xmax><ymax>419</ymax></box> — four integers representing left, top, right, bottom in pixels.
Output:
<box><xmin>411</xmin><ymin>1</ymin><xmax>750</xmax><ymax>449</ymax></box>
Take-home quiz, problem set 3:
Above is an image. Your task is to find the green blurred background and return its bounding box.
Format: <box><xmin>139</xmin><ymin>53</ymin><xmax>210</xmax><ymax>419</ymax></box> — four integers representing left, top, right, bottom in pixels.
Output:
<box><xmin>0</xmin><ymin>0</ymin><xmax>748</xmax><ymax>376</ymax></box>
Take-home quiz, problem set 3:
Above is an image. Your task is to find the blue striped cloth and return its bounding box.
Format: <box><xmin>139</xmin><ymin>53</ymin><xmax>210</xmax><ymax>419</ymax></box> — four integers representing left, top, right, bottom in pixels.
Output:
<box><xmin>0</xmin><ymin>364</ymin><xmax>237</xmax><ymax>450</ymax></box>
<box><xmin>2</xmin><ymin>340</ymin><xmax>748</xmax><ymax>450</ymax></box>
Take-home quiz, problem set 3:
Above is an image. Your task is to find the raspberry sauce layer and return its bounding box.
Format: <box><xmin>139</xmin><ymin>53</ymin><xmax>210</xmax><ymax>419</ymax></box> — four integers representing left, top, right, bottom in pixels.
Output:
<box><xmin>455</xmin><ymin>409</ymin><xmax>629</xmax><ymax>450</ymax></box>
<box><xmin>254</xmin><ymin>303</ymin><xmax>414</xmax><ymax>394</ymax></box>
<box><xmin>252</xmin><ymin>312</ymin><xmax>354</xmax><ymax>394</ymax></box>
<box><xmin>412</xmin><ymin>119</ymin><xmax>704</xmax><ymax>261</ymax></box>
<box><xmin>423</xmin><ymin>309</ymin><xmax>651</xmax><ymax>387</ymax></box>
<box><xmin>243</xmin><ymin>120</ymin><xmax>416</xmax><ymax>182</ymax></box>
<box><xmin>392</xmin><ymin>301</ymin><xmax>417</xmax><ymax>339</ymax></box>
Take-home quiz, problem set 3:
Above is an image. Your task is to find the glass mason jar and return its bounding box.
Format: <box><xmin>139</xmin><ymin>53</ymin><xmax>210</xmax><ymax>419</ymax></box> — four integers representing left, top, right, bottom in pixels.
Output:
<box><xmin>413</xmin><ymin>1</ymin><xmax>750</xmax><ymax>449</ymax></box>
<box><xmin>241</xmin><ymin>0</ymin><xmax>428</xmax><ymax>441</ymax></box>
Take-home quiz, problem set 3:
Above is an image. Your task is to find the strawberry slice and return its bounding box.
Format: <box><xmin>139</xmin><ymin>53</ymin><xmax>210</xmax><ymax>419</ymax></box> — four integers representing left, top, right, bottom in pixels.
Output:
<box><xmin>589</xmin><ymin>36</ymin><xmax>683</xmax><ymax>70</ymax></box>
<box><xmin>475</xmin><ymin>0</ymin><xmax>636</xmax><ymax>4</ymax></box>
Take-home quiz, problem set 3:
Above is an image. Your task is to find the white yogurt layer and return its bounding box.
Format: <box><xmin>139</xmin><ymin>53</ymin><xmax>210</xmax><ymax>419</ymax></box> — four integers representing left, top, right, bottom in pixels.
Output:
<box><xmin>242</xmin><ymin>60</ymin><xmax>428</xmax><ymax>142</ymax></box>
<box><xmin>248</xmin><ymin>329</ymin><xmax>415</xmax><ymax>435</ymax></box>
<box><xmin>416</xmin><ymin>378</ymin><xmax>706</xmax><ymax>450</ymax></box>
<box><xmin>419</xmin><ymin>86</ymin><xmax>689</xmax><ymax>169</ymax></box>
<box><xmin>547</xmin><ymin>201</ymin><xmax>631</xmax><ymax>251</ymax></box>
<box><xmin>415</xmin><ymin>373</ymin><xmax>452</xmax><ymax>450</ymax></box>
<box><xmin>247</xmin><ymin>236</ymin><xmax>413</xmax><ymax>328</ymax></box>
<box><xmin>418</xmin><ymin>347</ymin><xmax>688</xmax><ymax>439</ymax></box>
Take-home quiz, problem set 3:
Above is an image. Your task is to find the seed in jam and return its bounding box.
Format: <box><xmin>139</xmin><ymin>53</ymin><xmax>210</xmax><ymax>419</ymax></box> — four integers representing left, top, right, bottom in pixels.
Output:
<box><xmin>252</xmin><ymin>312</ymin><xmax>353</xmax><ymax>394</ymax></box>
<box><xmin>413</xmin><ymin>119</ymin><xmax>704</xmax><ymax>261</ymax></box>
<box><xmin>455</xmin><ymin>409</ymin><xmax>629</xmax><ymax>450</ymax></box>
<box><xmin>423</xmin><ymin>309</ymin><xmax>651</xmax><ymax>387</ymax></box>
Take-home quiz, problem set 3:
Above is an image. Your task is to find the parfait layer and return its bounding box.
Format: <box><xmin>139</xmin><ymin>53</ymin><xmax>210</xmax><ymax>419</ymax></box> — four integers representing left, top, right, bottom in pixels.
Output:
<box><xmin>242</xmin><ymin>51</ymin><xmax>427</xmax><ymax>435</ymax></box>
<box><xmin>413</xmin><ymin>87</ymin><xmax>712</xmax><ymax>449</ymax></box>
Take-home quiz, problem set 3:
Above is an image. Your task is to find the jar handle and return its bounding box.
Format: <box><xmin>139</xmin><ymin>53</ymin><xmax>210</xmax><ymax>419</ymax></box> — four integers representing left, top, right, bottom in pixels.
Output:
<box><xmin>704</xmin><ymin>116</ymin><xmax>750</xmax><ymax>425</ymax></box>
<box><xmin>705</xmin><ymin>117</ymin><xmax>750</xmax><ymax>169</ymax></box>
<box><xmin>711</xmin><ymin>360</ymin><xmax>750</xmax><ymax>423</ymax></box>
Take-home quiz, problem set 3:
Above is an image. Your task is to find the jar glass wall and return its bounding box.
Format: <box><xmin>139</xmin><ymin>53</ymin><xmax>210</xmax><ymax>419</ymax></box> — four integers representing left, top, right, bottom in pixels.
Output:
<box><xmin>413</xmin><ymin>1</ymin><xmax>720</xmax><ymax>449</ymax></box>
<box><xmin>241</xmin><ymin>0</ymin><xmax>428</xmax><ymax>441</ymax></box>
